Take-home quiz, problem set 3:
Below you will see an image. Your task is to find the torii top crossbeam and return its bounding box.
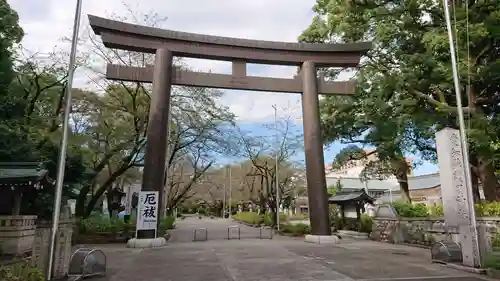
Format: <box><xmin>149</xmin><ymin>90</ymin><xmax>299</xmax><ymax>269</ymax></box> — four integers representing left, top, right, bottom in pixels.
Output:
<box><xmin>88</xmin><ymin>15</ymin><xmax>370</xmax><ymax>67</ymax></box>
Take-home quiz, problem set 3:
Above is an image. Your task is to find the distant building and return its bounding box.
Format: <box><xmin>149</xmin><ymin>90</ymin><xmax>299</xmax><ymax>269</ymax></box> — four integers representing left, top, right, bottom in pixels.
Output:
<box><xmin>324</xmin><ymin>151</ymin><xmax>446</xmax><ymax>207</ymax></box>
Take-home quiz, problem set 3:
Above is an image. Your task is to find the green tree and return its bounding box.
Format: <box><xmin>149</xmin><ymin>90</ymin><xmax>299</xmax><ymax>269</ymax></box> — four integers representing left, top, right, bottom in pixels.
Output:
<box><xmin>0</xmin><ymin>49</ymin><xmax>89</xmax><ymax>218</ymax></box>
<box><xmin>237</xmin><ymin>116</ymin><xmax>304</xmax><ymax>225</ymax></box>
<box><xmin>0</xmin><ymin>0</ymin><xmax>24</xmax><ymax>95</ymax></box>
<box><xmin>331</xmin><ymin>145</ymin><xmax>412</xmax><ymax>201</ymax></box>
<box><xmin>300</xmin><ymin>0</ymin><xmax>500</xmax><ymax>200</ymax></box>
<box><xmin>71</xmin><ymin>8</ymin><xmax>237</xmax><ymax>217</ymax></box>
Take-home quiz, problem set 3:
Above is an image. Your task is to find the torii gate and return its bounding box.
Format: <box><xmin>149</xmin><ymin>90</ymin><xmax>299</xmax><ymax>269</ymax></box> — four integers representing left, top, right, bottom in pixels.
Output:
<box><xmin>88</xmin><ymin>15</ymin><xmax>370</xmax><ymax>243</ymax></box>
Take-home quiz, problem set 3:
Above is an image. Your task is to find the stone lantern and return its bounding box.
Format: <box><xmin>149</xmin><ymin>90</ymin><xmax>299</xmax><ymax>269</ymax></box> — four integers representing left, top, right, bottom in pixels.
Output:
<box><xmin>107</xmin><ymin>187</ymin><xmax>126</xmax><ymax>218</ymax></box>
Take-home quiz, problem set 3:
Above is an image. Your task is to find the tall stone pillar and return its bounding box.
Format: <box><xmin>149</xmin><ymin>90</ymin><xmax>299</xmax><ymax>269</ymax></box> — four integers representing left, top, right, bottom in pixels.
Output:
<box><xmin>301</xmin><ymin>61</ymin><xmax>331</xmax><ymax>236</ymax></box>
<box><xmin>436</xmin><ymin>128</ymin><xmax>482</xmax><ymax>267</ymax></box>
<box><xmin>136</xmin><ymin>48</ymin><xmax>173</xmax><ymax>240</ymax></box>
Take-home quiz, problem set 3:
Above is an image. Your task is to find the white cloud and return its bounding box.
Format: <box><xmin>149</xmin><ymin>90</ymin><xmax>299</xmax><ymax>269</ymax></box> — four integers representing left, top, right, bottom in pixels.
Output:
<box><xmin>8</xmin><ymin>0</ymin><xmax>332</xmax><ymax>122</ymax></box>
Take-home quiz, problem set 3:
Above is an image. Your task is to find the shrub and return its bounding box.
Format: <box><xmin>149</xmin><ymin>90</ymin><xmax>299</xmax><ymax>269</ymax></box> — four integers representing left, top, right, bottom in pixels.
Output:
<box><xmin>281</xmin><ymin>223</ymin><xmax>310</xmax><ymax>236</ymax></box>
<box><xmin>160</xmin><ymin>216</ymin><xmax>176</xmax><ymax>230</ymax></box>
<box><xmin>359</xmin><ymin>214</ymin><xmax>373</xmax><ymax>233</ymax></box>
<box><xmin>429</xmin><ymin>204</ymin><xmax>444</xmax><ymax>217</ymax></box>
<box><xmin>232</xmin><ymin>212</ymin><xmax>263</xmax><ymax>225</ymax></box>
<box><xmin>391</xmin><ymin>201</ymin><xmax>429</xmax><ymax>217</ymax></box>
<box><xmin>332</xmin><ymin>216</ymin><xmax>343</xmax><ymax>231</ymax></box>
<box><xmin>484</xmin><ymin>251</ymin><xmax>500</xmax><ymax>270</ymax></box>
<box><xmin>263</xmin><ymin>213</ymin><xmax>273</xmax><ymax>226</ymax></box>
<box><xmin>289</xmin><ymin>213</ymin><xmax>309</xmax><ymax>221</ymax></box>
<box><xmin>76</xmin><ymin>215</ymin><xmax>135</xmax><ymax>234</ymax></box>
<box><xmin>492</xmin><ymin>233</ymin><xmax>500</xmax><ymax>250</ymax></box>
<box><xmin>0</xmin><ymin>262</ymin><xmax>45</xmax><ymax>281</ymax></box>
<box><xmin>476</xmin><ymin>202</ymin><xmax>500</xmax><ymax>217</ymax></box>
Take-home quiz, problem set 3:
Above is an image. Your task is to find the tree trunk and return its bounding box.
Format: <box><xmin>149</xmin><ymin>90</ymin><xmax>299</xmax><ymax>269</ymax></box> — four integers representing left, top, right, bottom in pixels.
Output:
<box><xmin>392</xmin><ymin>158</ymin><xmax>411</xmax><ymax>203</ymax></box>
<box><xmin>477</xmin><ymin>155</ymin><xmax>499</xmax><ymax>201</ymax></box>
<box><xmin>470</xmin><ymin>155</ymin><xmax>481</xmax><ymax>203</ymax></box>
<box><xmin>467</xmin><ymin>85</ymin><xmax>498</xmax><ymax>201</ymax></box>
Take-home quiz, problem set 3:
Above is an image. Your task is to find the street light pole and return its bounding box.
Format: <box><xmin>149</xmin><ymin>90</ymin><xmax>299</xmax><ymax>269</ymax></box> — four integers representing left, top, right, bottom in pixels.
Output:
<box><xmin>163</xmin><ymin>107</ymin><xmax>173</xmax><ymax>218</ymax></box>
<box><xmin>228</xmin><ymin>165</ymin><xmax>232</xmax><ymax>218</ymax></box>
<box><xmin>222</xmin><ymin>166</ymin><xmax>226</xmax><ymax>218</ymax></box>
<box><xmin>272</xmin><ymin>104</ymin><xmax>280</xmax><ymax>231</ymax></box>
<box><xmin>47</xmin><ymin>0</ymin><xmax>83</xmax><ymax>280</ymax></box>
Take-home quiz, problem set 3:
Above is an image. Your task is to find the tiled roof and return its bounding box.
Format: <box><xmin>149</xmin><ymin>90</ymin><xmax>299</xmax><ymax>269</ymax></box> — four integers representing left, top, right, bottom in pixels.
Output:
<box><xmin>326</xmin><ymin>176</ymin><xmax>400</xmax><ymax>192</ymax></box>
<box><xmin>0</xmin><ymin>163</ymin><xmax>51</xmax><ymax>184</ymax></box>
<box><xmin>326</xmin><ymin>173</ymin><xmax>441</xmax><ymax>193</ymax></box>
<box><xmin>328</xmin><ymin>189</ymin><xmax>374</xmax><ymax>204</ymax></box>
<box><xmin>407</xmin><ymin>173</ymin><xmax>440</xmax><ymax>190</ymax></box>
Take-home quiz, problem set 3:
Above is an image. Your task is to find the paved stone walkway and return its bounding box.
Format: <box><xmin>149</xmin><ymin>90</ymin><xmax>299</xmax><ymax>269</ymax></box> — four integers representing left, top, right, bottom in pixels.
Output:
<box><xmin>90</xmin><ymin>217</ymin><xmax>493</xmax><ymax>281</ymax></box>
<box><xmin>169</xmin><ymin>217</ymin><xmax>272</xmax><ymax>242</ymax></box>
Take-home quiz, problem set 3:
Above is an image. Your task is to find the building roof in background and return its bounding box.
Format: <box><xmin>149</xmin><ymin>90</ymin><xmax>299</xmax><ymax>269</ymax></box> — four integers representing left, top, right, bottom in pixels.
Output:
<box><xmin>326</xmin><ymin>176</ymin><xmax>399</xmax><ymax>192</ymax></box>
<box><xmin>407</xmin><ymin>173</ymin><xmax>440</xmax><ymax>190</ymax></box>
<box><xmin>326</xmin><ymin>172</ymin><xmax>441</xmax><ymax>193</ymax></box>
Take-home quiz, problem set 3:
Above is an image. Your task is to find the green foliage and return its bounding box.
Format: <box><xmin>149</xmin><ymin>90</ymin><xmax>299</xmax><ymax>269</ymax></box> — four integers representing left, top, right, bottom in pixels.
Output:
<box><xmin>300</xmin><ymin>0</ymin><xmax>500</xmax><ymax>199</ymax></box>
<box><xmin>484</xmin><ymin>251</ymin><xmax>500</xmax><ymax>270</ymax></box>
<box><xmin>281</xmin><ymin>223</ymin><xmax>311</xmax><ymax>236</ymax></box>
<box><xmin>0</xmin><ymin>0</ymin><xmax>24</xmax><ymax>95</ymax></box>
<box><xmin>232</xmin><ymin>212</ymin><xmax>264</xmax><ymax>225</ymax></box>
<box><xmin>159</xmin><ymin>216</ymin><xmax>176</xmax><ymax>234</ymax></box>
<box><xmin>491</xmin><ymin>233</ymin><xmax>500</xmax><ymax>250</ymax></box>
<box><xmin>76</xmin><ymin>215</ymin><xmax>134</xmax><ymax>234</ymax></box>
<box><xmin>232</xmin><ymin>212</ymin><xmax>288</xmax><ymax>227</ymax></box>
<box><xmin>475</xmin><ymin>202</ymin><xmax>500</xmax><ymax>217</ymax></box>
<box><xmin>391</xmin><ymin>202</ymin><xmax>429</xmax><ymax>217</ymax></box>
<box><xmin>0</xmin><ymin>262</ymin><xmax>44</xmax><ymax>281</ymax></box>
<box><xmin>327</xmin><ymin>179</ymin><xmax>343</xmax><ymax>196</ymax></box>
<box><xmin>429</xmin><ymin>204</ymin><xmax>444</xmax><ymax>217</ymax></box>
<box><xmin>359</xmin><ymin>214</ymin><xmax>373</xmax><ymax>233</ymax></box>
<box><xmin>289</xmin><ymin>212</ymin><xmax>309</xmax><ymax>221</ymax></box>
<box><xmin>390</xmin><ymin>202</ymin><xmax>500</xmax><ymax>218</ymax></box>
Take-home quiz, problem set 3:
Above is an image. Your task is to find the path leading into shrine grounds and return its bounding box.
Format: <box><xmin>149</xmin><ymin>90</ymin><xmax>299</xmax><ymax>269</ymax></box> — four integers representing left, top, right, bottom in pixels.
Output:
<box><xmin>92</xmin><ymin>217</ymin><xmax>493</xmax><ymax>281</ymax></box>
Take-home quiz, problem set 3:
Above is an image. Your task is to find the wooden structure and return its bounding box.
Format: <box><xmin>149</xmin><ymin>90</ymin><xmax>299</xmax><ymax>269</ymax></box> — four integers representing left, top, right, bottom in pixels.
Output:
<box><xmin>0</xmin><ymin>162</ymin><xmax>54</xmax><ymax>215</ymax></box>
<box><xmin>0</xmin><ymin>163</ymin><xmax>54</xmax><ymax>256</ymax></box>
<box><xmin>328</xmin><ymin>189</ymin><xmax>374</xmax><ymax>226</ymax></box>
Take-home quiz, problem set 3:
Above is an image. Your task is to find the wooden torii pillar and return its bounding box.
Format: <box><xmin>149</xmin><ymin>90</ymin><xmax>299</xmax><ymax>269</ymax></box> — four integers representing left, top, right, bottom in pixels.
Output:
<box><xmin>89</xmin><ymin>15</ymin><xmax>370</xmax><ymax>241</ymax></box>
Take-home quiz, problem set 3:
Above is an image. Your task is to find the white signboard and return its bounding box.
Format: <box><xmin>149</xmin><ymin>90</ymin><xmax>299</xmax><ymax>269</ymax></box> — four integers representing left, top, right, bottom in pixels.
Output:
<box><xmin>136</xmin><ymin>191</ymin><xmax>159</xmax><ymax>231</ymax></box>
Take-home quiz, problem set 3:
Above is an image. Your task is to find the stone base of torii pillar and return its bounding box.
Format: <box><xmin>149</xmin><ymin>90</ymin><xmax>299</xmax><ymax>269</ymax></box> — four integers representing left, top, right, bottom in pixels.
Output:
<box><xmin>126</xmin><ymin>237</ymin><xmax>167</xmax><ymax>248</ymax></box>
<box><xmin>304</xmin><ymin>234</ymin><xmax>341</xmax><ymax>244</ymax></box>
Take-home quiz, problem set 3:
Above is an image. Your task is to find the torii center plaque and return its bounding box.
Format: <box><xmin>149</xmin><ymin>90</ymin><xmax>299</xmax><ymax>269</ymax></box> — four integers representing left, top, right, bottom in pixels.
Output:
<box><xmin>88</xmin><ymin>15</ymin><xmax>371</xmax><ymax>239</ymax></box>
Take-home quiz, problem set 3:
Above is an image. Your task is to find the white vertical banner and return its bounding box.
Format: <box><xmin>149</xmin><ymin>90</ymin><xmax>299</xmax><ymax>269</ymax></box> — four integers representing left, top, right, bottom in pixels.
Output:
<box><xmin>136</xmin><ymin>191</ymin><xmax>159</xmax><ymax>233</ymax></box>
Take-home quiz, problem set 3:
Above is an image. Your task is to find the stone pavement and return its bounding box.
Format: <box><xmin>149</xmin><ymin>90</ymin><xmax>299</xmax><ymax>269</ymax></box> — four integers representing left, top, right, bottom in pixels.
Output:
<box><xmin>168</xmin><ymin>216</ymin><xmax>271</xmax><ymax>242</ymax></box>
<box><xmin>89</xmin><ymin>217</ymin><xmax>493</xmax><ymax>281</ymax></box>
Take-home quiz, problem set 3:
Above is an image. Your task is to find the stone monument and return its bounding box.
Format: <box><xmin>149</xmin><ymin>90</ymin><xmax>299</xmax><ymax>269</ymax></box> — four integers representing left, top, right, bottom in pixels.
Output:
<box><xmin>436</xmin><ymin>128</ymin><xmax>484</xmax><ymax>267</ymax></box>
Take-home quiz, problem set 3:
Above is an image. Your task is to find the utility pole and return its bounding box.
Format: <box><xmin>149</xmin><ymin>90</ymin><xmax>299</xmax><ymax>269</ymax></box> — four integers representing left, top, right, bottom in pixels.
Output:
<box><xmin>272</xmin><ymin>104</ymin><xmax>280</xmax><ymax>231</ymax></box>
<box><xmin>228</xmin><ymin>165</ymin><xmax>232</xmax><ymax>218</ymax></box>
<box><xmin>222</xmin><ymin>166</ymin><xmax>226</xmax><ymax>219</ymax></box>
<box><xmin>442</xmin><ymin>0</ymin><xmax>480</xmax><ymax>265</ymax></box>
<box><xmin>163</xmin><ymin>106</ymin><xmax>173</xmax><ymax>218</ymax></box>
<box><xmin>47</xmin><ymin>0</ymin><xmax>82</xmax><ymax>280</ymax></box>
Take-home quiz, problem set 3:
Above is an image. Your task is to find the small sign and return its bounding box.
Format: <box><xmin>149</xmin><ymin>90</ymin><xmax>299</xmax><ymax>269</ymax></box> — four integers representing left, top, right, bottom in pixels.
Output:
<box><xmin>136</xmin><ymin>191</ymin><xmax>159</xmax><ymax>231</ymax></box>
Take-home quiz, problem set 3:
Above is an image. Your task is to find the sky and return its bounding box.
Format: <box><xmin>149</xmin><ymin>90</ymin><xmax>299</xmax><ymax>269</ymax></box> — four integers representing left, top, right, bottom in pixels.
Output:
<box><xmin>9</xmin><ymin>0</ymin><xmax>438</xmax><ymax>176</ymax></box>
